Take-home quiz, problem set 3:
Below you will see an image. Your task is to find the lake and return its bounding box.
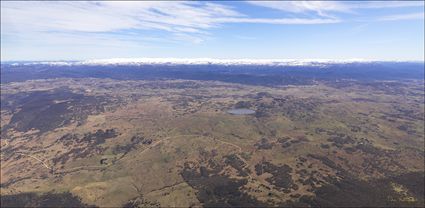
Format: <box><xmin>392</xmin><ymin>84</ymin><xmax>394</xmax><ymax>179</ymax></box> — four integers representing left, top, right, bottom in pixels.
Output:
<box><xmin>227</xmin><ymin>108</ymin><xmax>256</xmax><ymax>115</ymax></box>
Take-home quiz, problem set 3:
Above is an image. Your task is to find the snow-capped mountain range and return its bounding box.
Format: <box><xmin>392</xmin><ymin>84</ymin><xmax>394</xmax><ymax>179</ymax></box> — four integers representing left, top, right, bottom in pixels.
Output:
<box><xmin>79</xmin><ymin>58</ymin><xmax>370</xmax><ymax>66</ymax></box>
<box><xmin>3</xmin><ymin>58</ymin><xmax>422</xmax><ymax>66</ymax></box>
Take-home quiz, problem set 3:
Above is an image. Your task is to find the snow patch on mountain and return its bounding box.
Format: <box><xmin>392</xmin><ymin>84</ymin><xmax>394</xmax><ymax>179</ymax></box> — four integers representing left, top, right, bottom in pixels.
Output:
<box><xmin>4</xmin><ymin>58</ymin><xmax>420</xmax><ymax>66</ymax></box>
<box><xmin>80</xmin><ymin>58</ymin><xmax>369</xmax><ymax>66</ymax></box>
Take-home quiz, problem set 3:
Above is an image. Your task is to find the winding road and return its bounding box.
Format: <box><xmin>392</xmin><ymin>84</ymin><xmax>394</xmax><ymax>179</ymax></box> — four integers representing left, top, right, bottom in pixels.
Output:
<box><xmin>15</xmin><ymin>152</ymin><xmax>52</xmax><ymax>170</ymax></box>
<box><xmin>1</xmin><ymin>133</ymin><xmax>250</xmax><ymax>178</ymax></box>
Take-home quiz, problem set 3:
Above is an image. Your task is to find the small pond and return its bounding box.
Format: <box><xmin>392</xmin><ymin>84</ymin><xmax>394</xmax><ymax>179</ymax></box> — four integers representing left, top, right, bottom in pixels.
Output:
<box><xmin>227</xmin><ymin>108</ymin><xmax>256</xmax><ymax>115</ymax></box>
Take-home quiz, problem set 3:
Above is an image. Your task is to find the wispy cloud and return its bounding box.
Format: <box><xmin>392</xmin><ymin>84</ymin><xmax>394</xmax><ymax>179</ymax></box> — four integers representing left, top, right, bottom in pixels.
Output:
<box><xmin>348</xmin><ymin>1</ymin><xmax>424</xmax><ymax>9</ymax></box>
<box><xmin>248</xmin><ymin>1</ymin><xmax>424</xmax><ymax>19</ymax></box>
<box><xmin>215</xmin><ymin>17</ymin><xmax>340</xmax><ymax>24</ymax></box>
<box><xmin>2</xmin><ymin>1</ymin><xmax>423</xmax><ymax>39</ymax></box>
<box><xmin>1</xmin><ymin>1</ymin><xmax>241</xmax><ymax>33</ymax></box>
<box><xmin>379</xmin><ymin>12</ymin><xmax>425</xmax><ymax>21</ymax></box>
<box><xmin>1</xmin><ymin>1</ymin><xmax>339</xmax><ymax>45</ymax></box>
<box><xmin>247</xmin><ymin>1</ymin><xmax>349</xmax><ymax>17</ymax></box>
<box><xmin>1</xmin><ymin>1</ymin><xmax>423</xmax><ymax>61</ymax></box>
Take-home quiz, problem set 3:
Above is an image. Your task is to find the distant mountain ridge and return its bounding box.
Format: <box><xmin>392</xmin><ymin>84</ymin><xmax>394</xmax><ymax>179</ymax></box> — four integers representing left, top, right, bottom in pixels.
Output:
<box><xmin>2</xmin><ymin>58</ymin><xmax>424</xmax><ymax>67</ymax></box>
<box><xmin>1</xmin><ymin>60</ymin><xmax>423</xmax><ymax>84</ymax></box>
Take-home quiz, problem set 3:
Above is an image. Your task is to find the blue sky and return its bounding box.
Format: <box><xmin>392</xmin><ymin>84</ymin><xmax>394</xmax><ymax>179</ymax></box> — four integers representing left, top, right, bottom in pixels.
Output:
<box><xmin>1</xmin><ymin>1</ymin><xmax>424</xmax><ymax>61</ymax></box>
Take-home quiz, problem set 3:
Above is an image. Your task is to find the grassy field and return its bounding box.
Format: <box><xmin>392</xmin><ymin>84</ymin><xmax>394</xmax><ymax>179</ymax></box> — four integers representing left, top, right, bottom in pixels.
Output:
<box><xmin>1</xmin><ymin>78</ymin><xmax>424</xmax><ymax>207</ymax></box>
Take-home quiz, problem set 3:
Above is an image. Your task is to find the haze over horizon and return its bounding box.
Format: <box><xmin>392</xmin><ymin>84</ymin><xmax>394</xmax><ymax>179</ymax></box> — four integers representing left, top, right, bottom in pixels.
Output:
<box><xmin>1</xmin><ymin>1</ymin><xmax>424</xmax><ymax>61</ymax></box>
<box><xmin>2</xmin><ymin>57</ymin><xmax>425</xmax><ymax>64</ymax></box>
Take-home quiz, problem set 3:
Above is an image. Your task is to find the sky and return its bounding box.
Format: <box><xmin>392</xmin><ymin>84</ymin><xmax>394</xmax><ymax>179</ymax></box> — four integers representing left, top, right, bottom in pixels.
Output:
<box><xmin>1</xmin><ymin>1</ymin><xmax>424</xmax><ymax>61</ymax></box>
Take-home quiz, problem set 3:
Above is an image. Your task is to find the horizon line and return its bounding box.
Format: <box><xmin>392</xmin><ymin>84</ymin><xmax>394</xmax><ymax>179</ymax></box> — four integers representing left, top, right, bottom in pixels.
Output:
<box><xmin>2</xmin><ymin>57</ymin><xmax>424</xmax><ymax>63</ymax></box>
